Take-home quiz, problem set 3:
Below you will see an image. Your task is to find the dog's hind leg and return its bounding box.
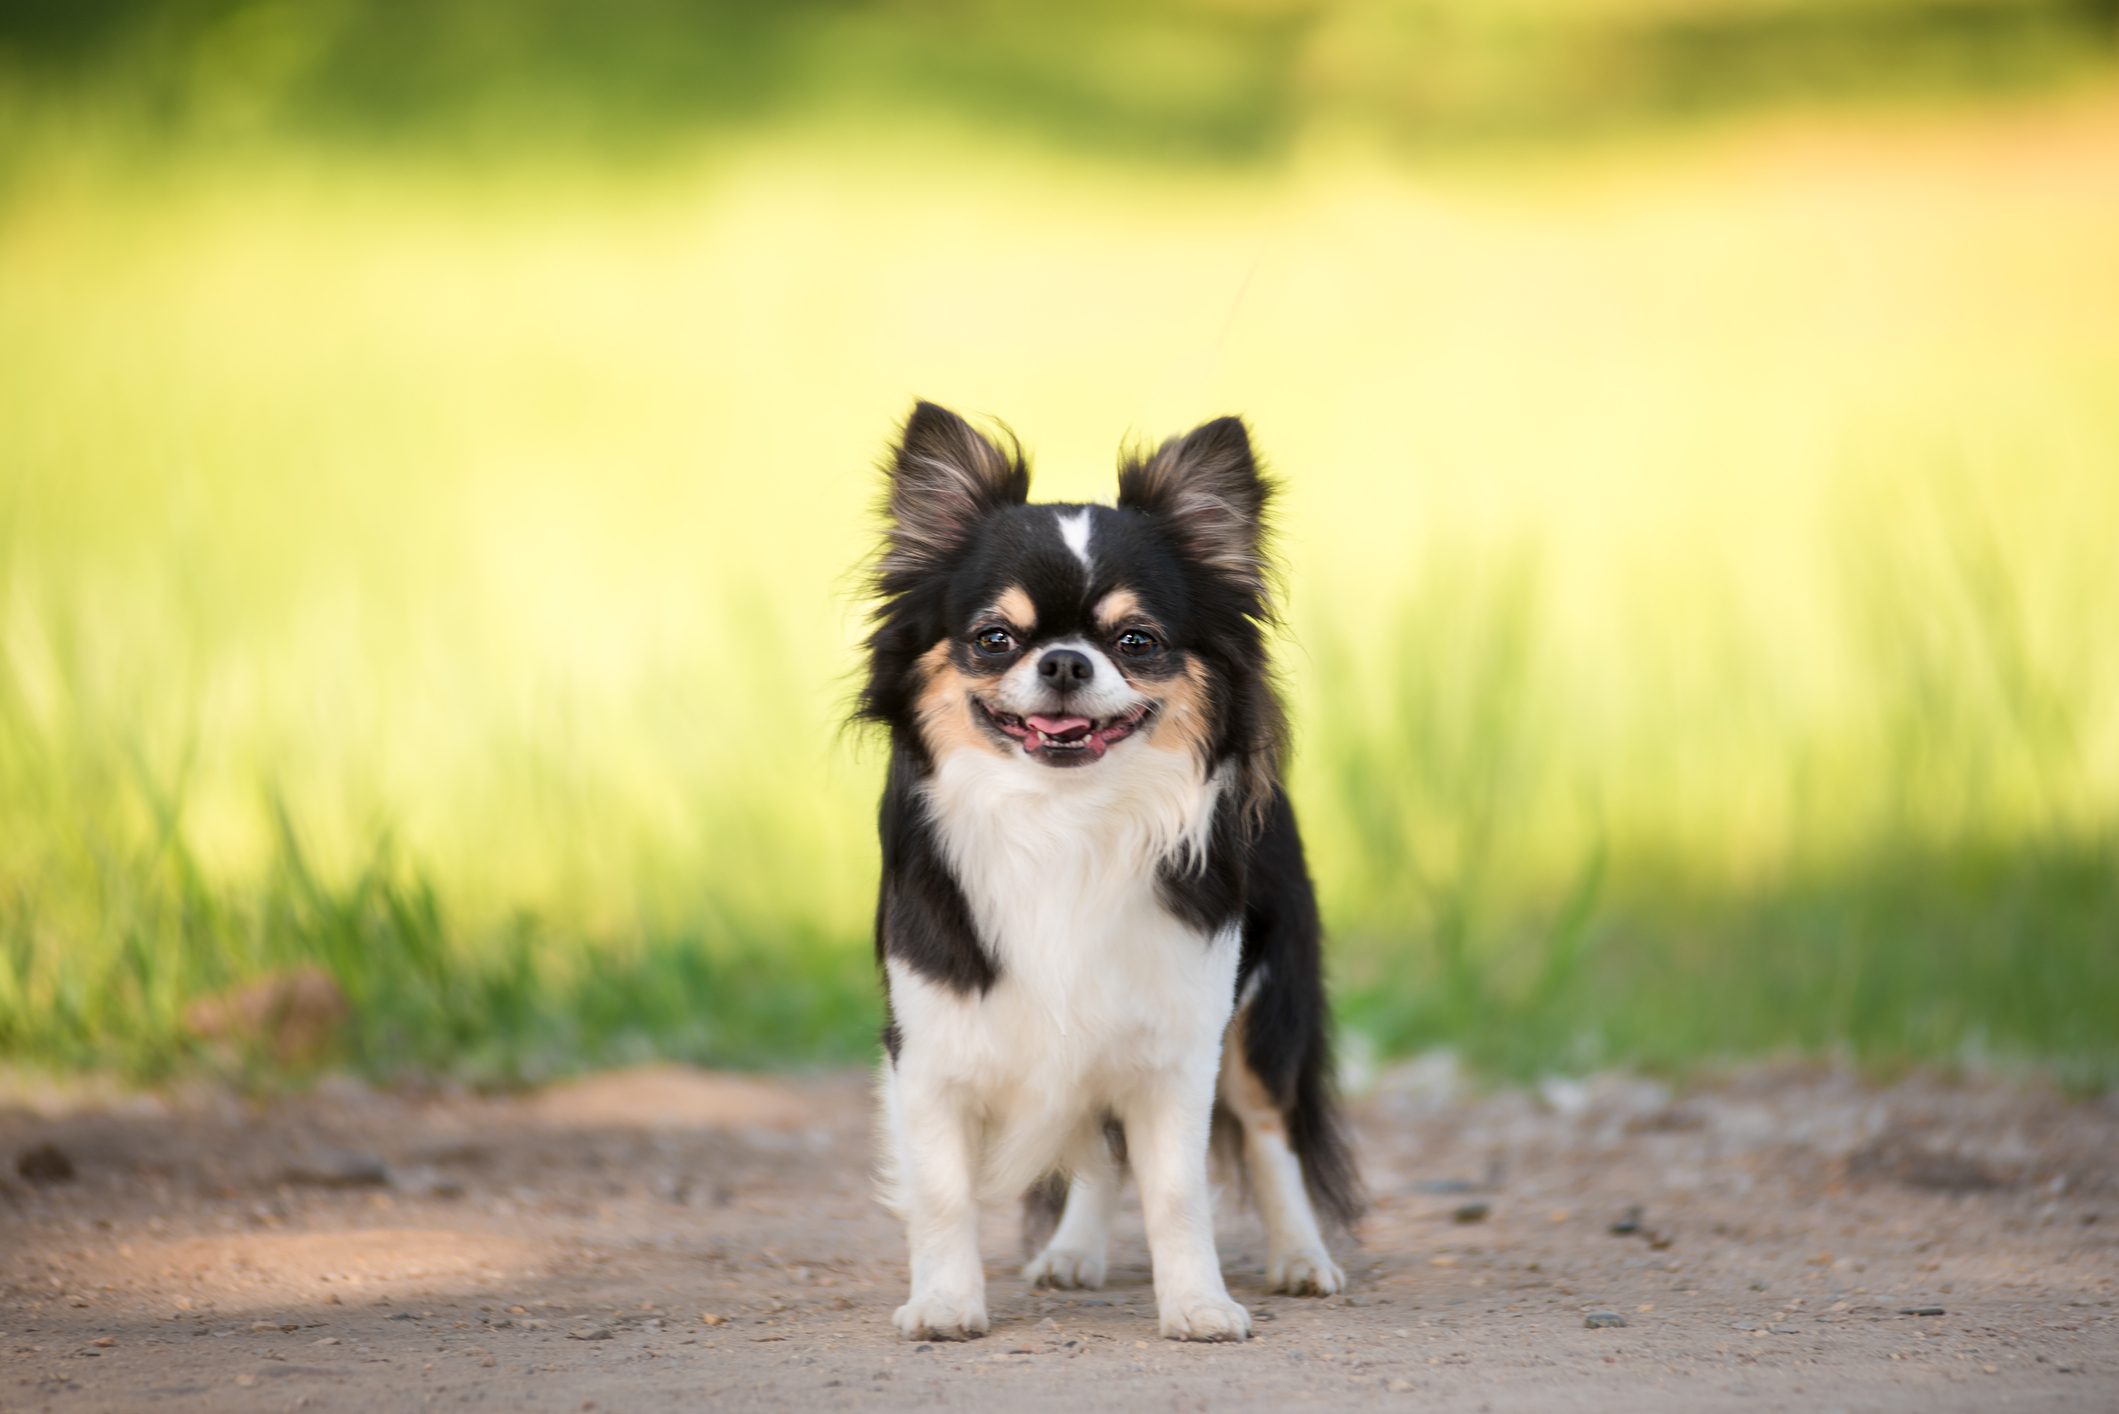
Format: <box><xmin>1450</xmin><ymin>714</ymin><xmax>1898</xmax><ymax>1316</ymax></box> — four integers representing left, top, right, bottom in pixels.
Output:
<box><xmin>1218</xmin><ymin>1018</ymin><xmax>1346</xmax><ymax>1295</ymax></box>
<box><xmin>1019</xmin><ymin>1172</ymin><xmax>1068</xmax><ymax>1261</ymax></box>
<box><xmin>1023</xmin><ymin>1135</ymin><xmax>1122</xmax><ymax>1290</ymax></box>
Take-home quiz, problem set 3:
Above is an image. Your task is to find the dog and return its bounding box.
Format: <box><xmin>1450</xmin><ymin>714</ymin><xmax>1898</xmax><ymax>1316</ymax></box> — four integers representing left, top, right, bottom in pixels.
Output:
<box><xmin>857</xmin><ymin>402</ymin><xmax>1360</xmax><ymax>1343</ymax></box>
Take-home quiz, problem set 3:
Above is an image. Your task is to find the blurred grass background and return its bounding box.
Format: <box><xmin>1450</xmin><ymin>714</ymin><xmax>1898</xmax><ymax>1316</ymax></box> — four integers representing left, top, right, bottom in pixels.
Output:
<box><xmin>2</xmin><ymin>0</ymin><xmax>2116</xmax><ymax>1087</ymax></box>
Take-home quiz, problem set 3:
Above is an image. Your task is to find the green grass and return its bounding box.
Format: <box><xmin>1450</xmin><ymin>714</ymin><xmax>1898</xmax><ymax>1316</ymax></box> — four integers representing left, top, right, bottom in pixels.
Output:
<box><xmin>2</xmin><ymin>93</ymin><xmax>2117</xmax><ymax>1087</ymax></box>
<box><xmin>5</xmin><ymin>0</ymin><xmax>2113</xmax><ymax>163</ymax></box>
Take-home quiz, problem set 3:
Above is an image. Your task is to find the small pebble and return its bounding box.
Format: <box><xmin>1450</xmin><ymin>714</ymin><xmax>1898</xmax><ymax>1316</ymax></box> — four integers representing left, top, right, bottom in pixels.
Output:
<box><xmin>390</xmin><ymin>1167</ymin><xmax>465</xmax><ymax>1199</ymax></box>
<box><xmin>1608</xmin><ymin>1206</ymin><xmax>1644</xmax><ymax>1236</ymax></box>
<box><xmin>567</xmin><ymin>1326</ymin><xmax>615</xmax><ymax>1342</ymax></box>
<box><xmin>1412</xmin><ymin>1178</ymin><xmax>1478</xmax><ymax>1195</ymax></box>
<box><xmin>1899</xmin><ymin>1306</ymin><xmax>1946</xmax><ymax>1317</ymax></box>
<box><xmin>1584</xmin><ymin>1311</ymin><xmax>1629</xmax><ymax>1329</ymax></box>
<box><xmin>279</xmin><ymin>1150</ymin><xmax>389</xmax><ymax>1188</ymax></box>
<box><xmin>1453</xmin><ymin>1202</ymin><xmax>1491</xmax><ymax>1224</ymax></box>
<box><xmin>16</xmin><ymin>1142</ymin><xmax>76</xmax><ymax>1185</ymax></box>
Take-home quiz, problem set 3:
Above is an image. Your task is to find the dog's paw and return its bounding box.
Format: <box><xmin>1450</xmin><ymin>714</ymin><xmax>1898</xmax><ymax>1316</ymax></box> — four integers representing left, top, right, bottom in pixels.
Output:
<box><xmin>1024</xmin><ymin>1245</ymin><xmax>1107</xmax><ymax>1290</ymax></box>
<box><xmin>1268</xmin><ymin>1247</ymin><xmax>1346</xmax><ymax>1296</ymax></box>
<box><xmin>1159</xmin><ymin>1294</ymin><xmax>1251</xmax><ymax>1342</ymax></box>
<box><xmin>893</xmin><ymin>1292</ymin><xmax>989</xmax><ymax>1341</ymax></box>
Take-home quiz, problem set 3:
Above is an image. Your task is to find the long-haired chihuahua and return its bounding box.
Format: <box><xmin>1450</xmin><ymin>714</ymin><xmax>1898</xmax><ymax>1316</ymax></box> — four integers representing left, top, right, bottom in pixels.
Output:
<box><xmin>857</xmin><ymin>402</ymin><xmax>1360</xmax><ymax>1342</ymax></box>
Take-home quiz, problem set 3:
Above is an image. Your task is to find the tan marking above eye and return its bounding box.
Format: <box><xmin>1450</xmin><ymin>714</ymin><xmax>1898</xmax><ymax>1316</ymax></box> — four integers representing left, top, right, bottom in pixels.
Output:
<box><xmin>992</xmin><ymin>586</ymin><xmax>1037</xmax><ymax>632</ymax></box>
<box><xmin>1092</xmin><ymin>588</ymin><xmax>1142</xmax><ymax>631</ymax></box>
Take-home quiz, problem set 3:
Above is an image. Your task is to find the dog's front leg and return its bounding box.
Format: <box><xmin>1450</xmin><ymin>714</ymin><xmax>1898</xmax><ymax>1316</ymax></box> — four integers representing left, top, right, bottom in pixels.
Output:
<box><xmin>891</xmin><ymin>1076</ymin><xmax>988</xmax><ymax>1340</ymax></box>
<box><xmin>1124</xmin><ymin>1071</ymin><xmax>1251</xmax><ymax>1342</ymax></box>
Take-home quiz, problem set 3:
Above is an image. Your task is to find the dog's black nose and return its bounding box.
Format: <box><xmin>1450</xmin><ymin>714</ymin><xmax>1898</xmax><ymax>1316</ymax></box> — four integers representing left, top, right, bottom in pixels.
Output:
<box><xmin>1037</xmin><ymin>648</ymin><xmax>1093</xmax><ymax>691</ymax></box>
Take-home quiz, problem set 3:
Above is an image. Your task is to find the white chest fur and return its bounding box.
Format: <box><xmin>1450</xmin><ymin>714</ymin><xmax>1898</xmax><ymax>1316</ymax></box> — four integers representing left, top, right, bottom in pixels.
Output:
<box><xmin>885</xmin><ymin>743</ymin><xmax>1239</xmax><ymax>1196</ymax></box>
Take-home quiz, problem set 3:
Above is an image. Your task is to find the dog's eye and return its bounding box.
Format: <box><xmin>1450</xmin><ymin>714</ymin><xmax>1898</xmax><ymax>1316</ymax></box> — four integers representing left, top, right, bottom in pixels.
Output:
<box><xmin>973</xmin><ymin>627</ymin><xmax>1015</xmax><ymax>655</ymax></box>
<box><xmin>1115</xmin><ymin>630</ymin><xmax>1158</xmax><ymax>657</ymax></box>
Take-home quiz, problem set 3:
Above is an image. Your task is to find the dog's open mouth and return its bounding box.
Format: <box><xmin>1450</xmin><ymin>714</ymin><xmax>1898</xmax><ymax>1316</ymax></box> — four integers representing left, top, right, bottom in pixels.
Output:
<box><xmin>977</xmin><ymin>700</ymin><xmax>1154</xmax><ymax>765</ymax></box>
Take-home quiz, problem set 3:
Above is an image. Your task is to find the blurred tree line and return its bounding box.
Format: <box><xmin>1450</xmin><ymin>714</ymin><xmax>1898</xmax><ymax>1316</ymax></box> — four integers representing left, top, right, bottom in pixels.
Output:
<box><xmin>3</xmin><ymin>0</ymin><xmax>2116</xmax><ymax>160</ymax></box>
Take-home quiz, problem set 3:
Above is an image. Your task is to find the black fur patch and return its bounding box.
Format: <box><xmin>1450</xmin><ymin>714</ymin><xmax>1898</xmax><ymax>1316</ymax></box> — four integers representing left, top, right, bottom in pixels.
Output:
<box><xmin>875</xmin><ymin>746</ymin><xmax>995</xmax><ymax>996</ymax></box>
<box><xmin>1155</xmin><ymin>788</ymin><xmax>1250</xmax><ymax>936</ymax></box>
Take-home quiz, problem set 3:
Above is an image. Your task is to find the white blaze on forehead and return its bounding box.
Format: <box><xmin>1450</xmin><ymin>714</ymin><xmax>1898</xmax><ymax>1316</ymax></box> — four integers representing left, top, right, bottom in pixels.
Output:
<box><xmin>1056</xmin><ymin>509</ymin><xmax>1094</xmax><ymax>571</ymax></box>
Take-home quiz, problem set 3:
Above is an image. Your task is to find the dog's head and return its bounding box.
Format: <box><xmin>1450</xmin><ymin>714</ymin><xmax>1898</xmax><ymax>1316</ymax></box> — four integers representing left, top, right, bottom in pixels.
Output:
<box><xmin>860</xmin><ymin>402</ymin><xmax>1284</xmax><ymax>813</ymax></box>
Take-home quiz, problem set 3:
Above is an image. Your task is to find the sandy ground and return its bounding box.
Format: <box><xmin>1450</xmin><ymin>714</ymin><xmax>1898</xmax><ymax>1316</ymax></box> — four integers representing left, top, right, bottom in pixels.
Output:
<box><xmin>3</xmin><ymin>1059</ymin><xmax>2116</xmax><ymax>1413</ymax></box>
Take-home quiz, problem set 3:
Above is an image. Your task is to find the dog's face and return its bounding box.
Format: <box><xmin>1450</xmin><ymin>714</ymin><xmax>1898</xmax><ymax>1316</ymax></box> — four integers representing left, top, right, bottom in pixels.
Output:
<box><xmin>917</xmin><ymin>503</ymin><xmax>1202</xmax><ymax>770</ymax></box>
<box><xmin>861</xmin><ymin>403</ymin><xmax>1283</xmax><ymax>795</ymax></box>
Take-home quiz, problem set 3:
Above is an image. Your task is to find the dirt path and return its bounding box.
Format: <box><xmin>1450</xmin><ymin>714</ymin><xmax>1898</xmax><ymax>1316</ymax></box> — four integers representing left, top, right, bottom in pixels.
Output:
<box><xmin>4</xmin><ymin>1060</ymin><xmax>2115</xmax><ymax>1412</ymax></box>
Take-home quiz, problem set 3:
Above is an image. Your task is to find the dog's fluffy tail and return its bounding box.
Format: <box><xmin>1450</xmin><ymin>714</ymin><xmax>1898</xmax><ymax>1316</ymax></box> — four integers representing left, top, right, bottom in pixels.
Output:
<box><xmin>1228</xmin><ymin>788</ymin><xmax>1366</xmax><ymax>1230</ymax></box>
<box><xmin>1275</xmin><ymin>1020</ymin><xmax>1365</xmax><ymax>1231</ymax></box>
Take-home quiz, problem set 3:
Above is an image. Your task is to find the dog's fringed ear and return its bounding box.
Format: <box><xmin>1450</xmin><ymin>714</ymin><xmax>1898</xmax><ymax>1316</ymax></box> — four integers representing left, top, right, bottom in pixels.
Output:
<box><xmin>880</xmin><ymin>401</ymin><xmax>1029</xmax><ymax>587</ymax></box>
<box><xmin>1117</xmin><ymin>416</ymin><xmax>1273</xmax><ymax>598</ymax></box>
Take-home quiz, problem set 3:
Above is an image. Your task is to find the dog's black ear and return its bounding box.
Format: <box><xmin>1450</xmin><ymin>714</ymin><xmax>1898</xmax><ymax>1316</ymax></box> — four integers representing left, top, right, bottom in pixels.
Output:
<box><xmin>880</xmin><ymin>401</ymin><xmax>1029</xmax><ymax>587</ymax></box>
<box><xmin>1117</xmin><ymin>416</ymin><xmax>1272</xmax><ymax>597</ymax></box>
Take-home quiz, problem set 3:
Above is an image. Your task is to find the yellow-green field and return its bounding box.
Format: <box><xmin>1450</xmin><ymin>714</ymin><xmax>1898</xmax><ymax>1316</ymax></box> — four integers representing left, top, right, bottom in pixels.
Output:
<box><xmin>4</xmin><ymin>93</ymin><xmax>2117</xmax><ymax>1084</ymax></box>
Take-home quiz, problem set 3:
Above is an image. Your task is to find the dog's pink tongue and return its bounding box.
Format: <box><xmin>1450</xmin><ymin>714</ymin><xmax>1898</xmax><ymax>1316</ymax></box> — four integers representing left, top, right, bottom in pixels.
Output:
<box><xmin>1026</xmin><ymin>714</ymin><xmax>1093</xmax><ymax>740</ymax></box>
